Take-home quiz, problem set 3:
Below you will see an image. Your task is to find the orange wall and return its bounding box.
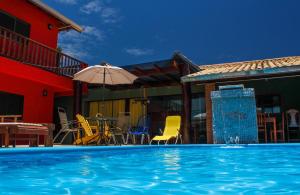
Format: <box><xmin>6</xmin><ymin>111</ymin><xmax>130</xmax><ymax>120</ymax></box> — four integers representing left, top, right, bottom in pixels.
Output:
<box><xmin>0</xmin><ymin>0</ymin><xmax>59</xmax><ymax>48</ymax></box>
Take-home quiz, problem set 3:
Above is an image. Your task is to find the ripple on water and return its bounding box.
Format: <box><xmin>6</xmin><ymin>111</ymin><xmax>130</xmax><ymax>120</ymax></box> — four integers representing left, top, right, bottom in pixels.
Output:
<box><xmin>0</xmin><ymin>146</ymin><xmax>300</xmax><ymax>194</ymax></box>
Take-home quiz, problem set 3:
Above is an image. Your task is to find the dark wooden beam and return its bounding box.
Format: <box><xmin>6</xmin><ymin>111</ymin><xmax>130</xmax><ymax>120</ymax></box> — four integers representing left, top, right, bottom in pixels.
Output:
<box><xmin>149</xmin><ymin>75</ymin><xmax>165</xmax><ymax>82</ymax></box>
<box><xmin>73</xmin><ymin>81</ymin><xmax>82</xmax><ymax>119</ymax></box>
<box><xmin>107</xmin><ymin>80</ymin><xmax>180</xmax><ymax>91</ymax></box>
<box><xmin>181</xmin><ymin>82</ymin><xmax>191</xmax><ymax>144</ymax></box>
<box><xmin>133</xmin><ymin>67</ymin><xmax>147</xmax><ymax>75</ymax></box>
<box><xmin>171</xmin><ymin>59</ymin><xmax>181</xmax><ymax>70</ymax></box>
<box><xmin>179</xmin><ymin>63</ymin><xmax>191</xmax><ymax>144</ymax></box>
<box><xmin>131</xmin><ymin>66</ymin><xmax>178</xmax><ymax>77</ymax></box>
<box><xmin>134</xmin><ymin>77</ymin><xmax>151</xmax><ymax>86</ymax></box>
<box><xmin>153</xmin><ymin>64</ymin><xmax>180</xmax><ymax>83</ymax></box>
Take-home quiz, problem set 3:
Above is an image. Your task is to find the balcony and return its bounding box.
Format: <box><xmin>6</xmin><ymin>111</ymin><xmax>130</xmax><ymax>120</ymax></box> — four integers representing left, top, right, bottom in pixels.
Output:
<box><xmin>0</xmin><ymin>26</ymin><xmax>87</xmax><ymax>77</ymax></box>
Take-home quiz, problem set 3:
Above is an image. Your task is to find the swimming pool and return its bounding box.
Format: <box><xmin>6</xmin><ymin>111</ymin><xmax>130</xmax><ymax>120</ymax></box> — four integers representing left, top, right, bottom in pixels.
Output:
<box><xmin>1</xmin><ymin>144</ymin><xmax>300</xmax><ymax>194</ymax></box>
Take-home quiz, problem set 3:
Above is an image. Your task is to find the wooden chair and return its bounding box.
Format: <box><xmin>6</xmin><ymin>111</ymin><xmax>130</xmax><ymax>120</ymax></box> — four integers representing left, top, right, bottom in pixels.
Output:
<box><xmin>74</xmin><ymin>114</ymin><xmax>100</xmax><ymax>145</ymax></box>
<box><xmin>257</xmin><ymin>113</ymin><xmax>267</xmax><ymax>143</ymax></box>
<box><xmin>270</xmin><ymin>113</ymin><xmax>285</xmax><ymax>142</ymax></box>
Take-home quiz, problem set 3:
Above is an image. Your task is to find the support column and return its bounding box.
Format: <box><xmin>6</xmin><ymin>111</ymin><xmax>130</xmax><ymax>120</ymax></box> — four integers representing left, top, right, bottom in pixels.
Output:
<box><xmin>73</xmin><ymin>81</ymin><xmax>82</xmax><ymax>119</ymax></box>
<box><xmin>205</xmin><ymin>83</ymin><xmax>215</xmax><ymax>144</ymax></box>
<box><xmin>178</xmin><ymin>60</ymin><xmax>192</xmax><ymax>144</ymax></box>
<box><xmin>181</xmin><ymin>82</ymin><xmax>191</xmax><ymax>144</ymax></box>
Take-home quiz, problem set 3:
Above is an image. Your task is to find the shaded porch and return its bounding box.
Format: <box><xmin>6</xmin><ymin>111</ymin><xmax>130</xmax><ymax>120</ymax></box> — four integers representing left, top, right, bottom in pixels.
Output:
<box><xmin>76</xmin><ymin>53</ymin><xmax>202</xmax><ymax>144</ymax></box>
<box><xmin>182</xmin><ymin>56</ymin><xmax>300</xmax><ymax>143</ymax></box>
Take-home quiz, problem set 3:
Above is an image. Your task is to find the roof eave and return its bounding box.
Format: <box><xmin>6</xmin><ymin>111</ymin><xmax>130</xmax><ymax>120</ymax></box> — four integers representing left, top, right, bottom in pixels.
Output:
<box><xmin>181</xmin><ymin>65</ymin><xmax>300</xmax><ymax>83</ymax></box>
<box><xmin>172</xmin><ymin>52</ymin><xmax>200</xmax><ymax>73</ymax></box>
<box><xmin>28</xmin><ymin>0</ymin><xmax>83</xmax><ymax>32</ymax></box>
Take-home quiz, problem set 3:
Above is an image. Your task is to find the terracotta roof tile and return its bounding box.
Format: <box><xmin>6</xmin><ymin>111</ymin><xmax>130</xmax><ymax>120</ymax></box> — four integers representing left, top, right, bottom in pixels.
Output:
<box><xmin>186</xmin><ymin>56</ymin><xmax>300</xmax><ymax>79</ymax></box>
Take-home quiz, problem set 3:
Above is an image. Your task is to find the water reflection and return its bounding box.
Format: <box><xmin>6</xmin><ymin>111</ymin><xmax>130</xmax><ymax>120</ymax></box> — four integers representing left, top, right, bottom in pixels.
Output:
<box><xmin>162</xmin><ymin>149</ymin><xmax>181</xmax><ymax>171</ymax></box>
<box><xmin>80</xmin><ymin>155</ymin><xmax>92</xmax><ymax>176</ymax></box>
<box><xmin>160</xmin><ymin>149</ymin><xmax>184</xmax><ymax>184</ymax></box>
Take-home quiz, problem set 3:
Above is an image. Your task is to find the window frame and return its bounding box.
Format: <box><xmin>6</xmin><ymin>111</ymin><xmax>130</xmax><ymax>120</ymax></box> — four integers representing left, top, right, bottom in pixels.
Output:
<box><xmin>0</xmin><ymin>10</ymin><xmax>31</xmax><ymax>38</ymax></box>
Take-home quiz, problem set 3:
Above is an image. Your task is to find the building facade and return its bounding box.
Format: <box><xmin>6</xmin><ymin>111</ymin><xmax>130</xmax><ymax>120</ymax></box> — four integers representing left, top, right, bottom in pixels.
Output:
<box><xmin>0</xmin><ymin>0</ymin><xmax>86</xmax><ymax>123</ymax></box>
<box><xmin>72</xmin><ymin>55</ymin><xmax>300</xmax><ymax>144</ymax></box>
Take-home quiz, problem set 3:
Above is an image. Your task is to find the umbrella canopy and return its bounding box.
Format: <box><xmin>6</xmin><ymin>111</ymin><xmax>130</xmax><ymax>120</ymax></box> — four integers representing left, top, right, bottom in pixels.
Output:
<box><xmin>73</xmin><ymin>64</ymin><xmax>137</xmax><ymax>85</ymax></box>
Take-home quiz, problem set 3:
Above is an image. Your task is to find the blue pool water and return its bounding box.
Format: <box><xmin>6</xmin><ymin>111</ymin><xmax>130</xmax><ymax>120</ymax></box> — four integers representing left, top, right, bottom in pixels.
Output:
<box><xmin>1</xmin><ymin>145</ymin><xmax>300</xmax><ymax>194</ymax></box>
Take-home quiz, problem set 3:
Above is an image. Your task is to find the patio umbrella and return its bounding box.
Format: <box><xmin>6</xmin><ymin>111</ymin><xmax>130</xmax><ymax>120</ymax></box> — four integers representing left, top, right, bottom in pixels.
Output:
<box><xmin>73</xmin><ymin>63</ymin><xmax>137</xmax><ymax>85</ymax></box>
<box><xmin>73</xmin><ymin>62</ymin><xmax>138</xmax><ymax>109</ymax></box>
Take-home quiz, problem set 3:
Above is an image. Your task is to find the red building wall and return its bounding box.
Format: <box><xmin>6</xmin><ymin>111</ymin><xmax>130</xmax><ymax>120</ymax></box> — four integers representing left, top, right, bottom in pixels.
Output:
<box><xmin>0</xmin><ymin>57</ymin><xmax>74</xmax><ymax>123</ymax></box>
<box><xmin>0</xmin><ymin>0</ymin><xmax>59</xmax><ymax>49</ymax></box>
<box><xmin>0</xmin><ymin>73</ymin><xmax>54</xmax><ymax>122</ymax></box>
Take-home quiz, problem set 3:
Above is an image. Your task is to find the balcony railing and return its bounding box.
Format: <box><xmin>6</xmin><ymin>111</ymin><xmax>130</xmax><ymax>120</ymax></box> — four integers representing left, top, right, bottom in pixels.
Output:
<box><xmin>0</xmin><ymin>26</ymin><xmax>87</xmax><ymax>77</ymax></box>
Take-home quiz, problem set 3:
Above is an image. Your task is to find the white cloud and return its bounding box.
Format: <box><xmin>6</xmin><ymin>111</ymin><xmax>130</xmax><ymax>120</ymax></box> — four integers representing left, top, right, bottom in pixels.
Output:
<box><xmin>125</xmin><ymin>48</ymin><xmax>154</xmax><ymax>56</ymax></box>
<box><xmin>59</xmin><ymin>43</ymin><xmax>89</xmax><ymax>59</ymax></box>
<box><xmin>101</xmin><ymin>7</ymin><xmax>119</xmax><ymax>23</ymax></box>
<box><xmin>80</xmin><ymin>0</ymin><xmax>121</xmax><ymax>24</ymax></box>
<box><xmin>59</xmin><ymin>26</ymin><xmax>104</xmax><ymax>43</ymax></box>
<box><xmin>80</xmin><ymin>0</ymin><xmax>102</xmax><ymax>14</ymax></box>
<box><xmin>54</xmin><ymin>0</ymin><xmax>77</xmax><ymax>5</ymax></box>
<box><xmin>82</xmin><ymin>26</ymin><xmax>104</xmax><ymax>41</ymax></box>
<box><xmin>58</xmin><ymin>25</ymin><xmax>104</xmax><ymax>59</ymax></box>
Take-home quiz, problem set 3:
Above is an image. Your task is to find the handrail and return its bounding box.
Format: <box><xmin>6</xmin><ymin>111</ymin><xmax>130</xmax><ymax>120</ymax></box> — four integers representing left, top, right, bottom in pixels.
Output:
<box><xmin>0</xmin><ymin>26</ymin><xmax>87</xmax><ymax>77</ymax></box>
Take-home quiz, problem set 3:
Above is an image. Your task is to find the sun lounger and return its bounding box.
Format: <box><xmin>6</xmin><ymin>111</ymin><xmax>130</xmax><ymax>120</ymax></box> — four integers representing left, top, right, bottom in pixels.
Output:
<box><xmin>150</xmin><ymin>116</ymin><xmax>182</xmax><ymax>145</ymax></box>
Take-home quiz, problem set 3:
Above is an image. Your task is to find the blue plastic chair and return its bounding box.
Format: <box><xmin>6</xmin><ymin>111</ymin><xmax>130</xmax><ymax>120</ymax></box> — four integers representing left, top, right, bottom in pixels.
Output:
<box><xmin>127</xmin><ymin>115</ymin><xmax>150</xmax><ymax>144</ymax></box>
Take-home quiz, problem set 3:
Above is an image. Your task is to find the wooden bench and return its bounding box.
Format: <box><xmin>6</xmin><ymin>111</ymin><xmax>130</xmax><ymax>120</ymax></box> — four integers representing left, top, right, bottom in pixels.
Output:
<box><xmin>0</xmin><ymin>123</ymin><xmax>54</xmax><ymax>147</ymax></box>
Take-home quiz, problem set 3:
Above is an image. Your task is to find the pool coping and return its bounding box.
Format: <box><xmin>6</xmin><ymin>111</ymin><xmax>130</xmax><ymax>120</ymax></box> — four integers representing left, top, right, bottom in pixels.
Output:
<box><xmin>1</xmin><ymin>143</ymin><xmax>300</xmax><ymax>155</ymax></box>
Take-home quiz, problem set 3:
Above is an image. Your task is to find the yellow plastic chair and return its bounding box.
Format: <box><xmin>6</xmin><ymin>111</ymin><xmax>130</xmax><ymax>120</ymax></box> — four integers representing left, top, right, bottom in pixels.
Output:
<box><xmin>150</xmin><ymin>116</ymin><xmax>182</xmax><ymax>145</ymax></box>
<box><xmin>74</xmin><ymin>114</ymin><xmax>100</xmax><ymax>145</ymax></box>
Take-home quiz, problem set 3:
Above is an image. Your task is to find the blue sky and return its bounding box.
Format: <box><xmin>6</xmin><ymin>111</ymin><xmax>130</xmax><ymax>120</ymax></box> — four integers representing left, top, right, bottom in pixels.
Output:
<box><xmin>44</xmin><ymin>0</ymin><xmax>300</xmax><ymax>66</ymax></box>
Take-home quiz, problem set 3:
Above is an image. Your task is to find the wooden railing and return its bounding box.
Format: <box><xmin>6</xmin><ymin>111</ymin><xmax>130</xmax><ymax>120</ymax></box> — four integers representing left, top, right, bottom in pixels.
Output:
<box><xmin>0</xmin><ymin>26</ymin><xmax>87</xmax><ymax>77</ymax></box>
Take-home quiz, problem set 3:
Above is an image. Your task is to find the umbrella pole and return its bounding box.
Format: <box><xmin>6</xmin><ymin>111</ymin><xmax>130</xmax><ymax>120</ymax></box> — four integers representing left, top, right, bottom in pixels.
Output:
<box><xmin>102</xmin><ymin>68</ymin><xmax>106</xmax><ymax>109</ymax></box>
<box><xmin>100</xmin><ymin>68</ymin><xmax>106</xmax><ymax>139</ymax></box>
<box><xmin>143</xmin><ymin>87</ymin><xmax>146</xmax><ymax>125</ymax></box>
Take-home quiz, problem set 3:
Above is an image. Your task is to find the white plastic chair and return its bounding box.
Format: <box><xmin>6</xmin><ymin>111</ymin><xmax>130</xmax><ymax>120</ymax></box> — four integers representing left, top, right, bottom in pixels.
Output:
<box><xmin>53</xmin><ymin>107</ymin><xmax>78</xmax><ymax>144</ymax></box>
<box><xmin>286</xmin><ymin>109</ymin><xmax>300</xmax><ymax>141</ymax></box>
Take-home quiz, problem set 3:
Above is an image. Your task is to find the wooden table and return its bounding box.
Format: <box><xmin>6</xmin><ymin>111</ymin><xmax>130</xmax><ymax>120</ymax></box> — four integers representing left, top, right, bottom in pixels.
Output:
<box><xmin>265</xmin><ymin>117</ymin><xmax>277</xmax><ymax>143</ymax></box>
<box><xmin>87</xmin><ymin>117</ymin><xmax>117</xmax><ymax>145</ymax></box>
<box><xmin>0</xmin><ymin>115</ymin><xmax>22</xmax><ymax>122</ymax></box>
<box><xmin>0</xmin><ymin>123</ymin><xmax>54</xmax><ymax>147</ymax></box>
<box><xmin>87</xmin><ymin>117</ymin><xmax>117</xmax><ymax>131</ymax></box>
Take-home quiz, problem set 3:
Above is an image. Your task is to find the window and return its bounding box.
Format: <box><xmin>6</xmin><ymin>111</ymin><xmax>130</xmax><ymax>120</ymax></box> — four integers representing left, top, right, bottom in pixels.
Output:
<box><xmin>0</xmin><ymin>91</ymin><xmax>24</xmax><ymax>115</ymax></box>
<box><xmin>148</xmin><ymin>95</ymin><xmax>182</xmax><ymax>115</ymax></box>
<box><xmin>256</xmin><ymin>95</ymin><xmax>281</xmax><ymax>114</ymax></box>
<box><xmin>0</xmin><ymin>10</ymin><xmax>30</xmax><ymax>37</ymax></box>
<box><xmin>191</xmin><ymin>93</ymin><xmax>206</xmax><ymax>143</ymax></box>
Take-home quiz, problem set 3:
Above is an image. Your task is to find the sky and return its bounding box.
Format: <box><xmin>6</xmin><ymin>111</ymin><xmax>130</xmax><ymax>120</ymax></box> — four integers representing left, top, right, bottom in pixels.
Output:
<box><xmin>44</xmin><ymin>0</ymin><xmax>300</xmax><ymax>66</ymax></box>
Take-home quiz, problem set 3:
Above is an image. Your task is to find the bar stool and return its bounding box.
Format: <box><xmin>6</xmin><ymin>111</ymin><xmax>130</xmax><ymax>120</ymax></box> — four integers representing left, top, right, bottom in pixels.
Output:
<box><xmin>270</xmin><ymin>113</ymin><xmax>285</xmax><ymax>143</ymax></box>
<box><xmin>257</xmin><ymin>113</ymin><xmax>267</xmax><ymax>143</ymax></box>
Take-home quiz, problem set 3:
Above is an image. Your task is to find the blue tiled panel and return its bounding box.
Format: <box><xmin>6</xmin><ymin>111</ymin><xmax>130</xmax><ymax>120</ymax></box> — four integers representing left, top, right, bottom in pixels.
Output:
<box><xmin>211</xmin><ymin>87</ymin><xmax>258</xmax><ymax>144</ymax></box>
